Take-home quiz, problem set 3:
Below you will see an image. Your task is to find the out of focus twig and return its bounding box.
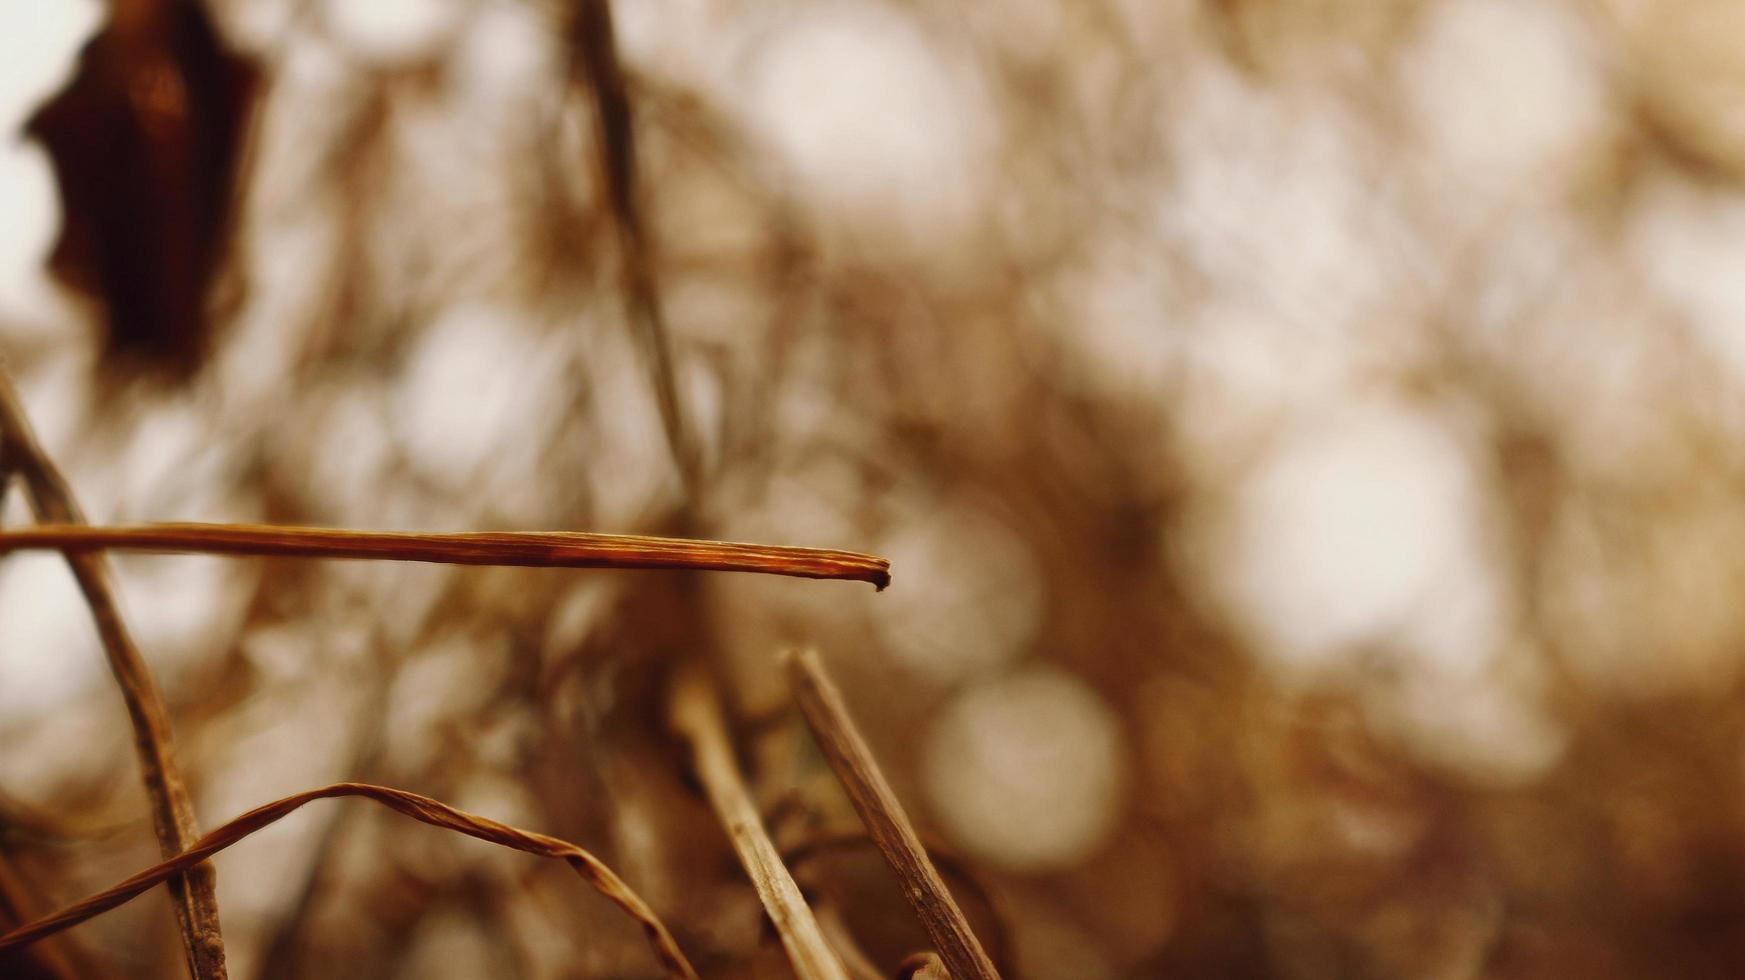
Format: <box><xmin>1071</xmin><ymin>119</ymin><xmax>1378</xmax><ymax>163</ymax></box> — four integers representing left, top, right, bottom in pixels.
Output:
<box><xmin>898</xmin><ymin>952</ymin><xmax>951</xmax><ymax>980</ymax></box>
<box><xmin>572</xmin><ymin>0</ymin><xmax>700</xmax><ymax>500</ymax></box>
<box><xmin>786</xmin><ymin>648</ymin><xmax>1002</xmax><ymax>980</ymax></box>
<box><xmin>253</xmin><ymin>666</ymin><xmax>395</xmax><ymax>980</ymax></box>
<box><xmin>0</xmin><ymin>374</ymin><xmax>227</xmax><ymax>979</ymax></box>
<box><xmin>815</xmin><ymin>902</ymin><xmax>888</xmax><ymax>980</ymax></box>
<box><xmin>0</xmin><ymin>855</ymin><xmax>78</xmax><ymax>980</ymax></box>
<box><xmin>0</xmin><ymin>443</ymin><xmax>49</xmax><ymax>979</ymax></box>
<box><xmin>0</xmin><ymin>782</ymin><xmax>700</xmax><ymax>980</ymax></box>
<box><xmin>668</xmin><ymin>664</ymin><xmax>851</xmax><ymax>980</ymax></box>
<box><xmin>0</xmin><ymin>522</ymin><xmax>891</xmax><ymax>588</ymax></box>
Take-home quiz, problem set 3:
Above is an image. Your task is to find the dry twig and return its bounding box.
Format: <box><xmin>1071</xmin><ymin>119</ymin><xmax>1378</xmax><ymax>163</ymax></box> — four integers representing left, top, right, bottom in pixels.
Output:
<box><xmin>0</xmin><ymin>782</ymin><xmax>699</xmax><ymax>980</ymax></box>
<box><xmin>668</xmin><ymin>664</ymin><xmax>851</xmax><ymax>980</ymax></box>
<box><xmin>0</xmin><ymin>374</ymin><xmax>227</xmax><ymax>979</ymax></box>
<box><xmin>786</xmin><ymin>648</ymin><xmax>1002</xmax><ymax>980</ymax></box>
<box><xmin>0</xmin><ymin>523</ymin><xmax>891</xmax><ymax>588</ymax></box>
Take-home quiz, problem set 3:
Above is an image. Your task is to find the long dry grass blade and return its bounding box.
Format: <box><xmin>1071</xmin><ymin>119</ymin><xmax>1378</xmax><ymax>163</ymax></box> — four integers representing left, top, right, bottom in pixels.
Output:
<box><xmin>0</xmin><ymin>522</ymin><xmax>891</xmax><ymax>588</ymax></box>
<box><xmin>0</xmin><ymin>374</ymin><xmax>227</xmax><ymax>979</ymax></box>
<box><xmin>0</xmin><ymin>782</ymin><xmax>699</xmax><ymax>980</ymax></box>
<box><xmin>785</xmin><ymin>649</ymin><xmax>1002</xmax><ymax>980</ymax></box>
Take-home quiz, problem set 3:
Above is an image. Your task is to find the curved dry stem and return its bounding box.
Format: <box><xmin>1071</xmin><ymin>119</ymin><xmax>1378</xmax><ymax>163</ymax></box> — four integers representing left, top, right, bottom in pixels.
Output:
<box><xmin>0</xmin><ymin>523</ymin><xmax>891</xmax><ymax>589</ymax></box>
<box><xmin>0</xmin><ymin>783</ymin><xmax>699</xmax><ymax>980</ymax></box>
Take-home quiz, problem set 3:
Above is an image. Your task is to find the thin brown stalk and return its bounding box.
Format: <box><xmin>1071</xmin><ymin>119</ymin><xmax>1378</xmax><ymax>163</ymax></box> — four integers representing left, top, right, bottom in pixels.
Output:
<box><xmin>0</xmin><ymin>522</ymin><xmax>891</xmax><ymax>588</ymax></box>
<box><xmin>0</xmin><ymin>374</ymin><xmax>226</xmax><ymax>979</ymax></box>
<box><xmin>785</xmin><ymin>649</ymin><xmax>1002</xmax><ymax>980</ymax></box>
<box><xmin>667</xmin><ymin>664</ymin><xmax>851</xmax><ymax>980</ymax></box>
<box><xmin>0</xmin><ymin>782</ymin><xmax>699</xmax><ymax>980</ymax></box>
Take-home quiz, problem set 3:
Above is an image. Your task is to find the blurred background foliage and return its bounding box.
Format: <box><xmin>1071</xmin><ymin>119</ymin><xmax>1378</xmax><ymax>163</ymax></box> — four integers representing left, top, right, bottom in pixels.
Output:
<box><xmin>5</xmin><ymin>0</ymin><xmax>1745</xmax><ymax>976</ymax></box>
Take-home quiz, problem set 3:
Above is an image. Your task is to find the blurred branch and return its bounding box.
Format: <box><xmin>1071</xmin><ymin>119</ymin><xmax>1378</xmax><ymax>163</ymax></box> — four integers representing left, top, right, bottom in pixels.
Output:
<box><xmin>0</xmin><ymin>855</ymin><xmax>79</xmax><ymax>980</ymax></box>
<box><xmin>668</xmin><ymin>664</ymin><xmax>851</xmax><ymax>980</ymax></box>
<box><xmin>252</xmin><ymin>668</ymin><xmax>394</xmax><ymax>980</ymax></box>
<box><xmin>0</xmin><ymin>782</ymin><xmax>700</xmax><ymax>980</ymax></box>
<box><xmin>0</xmin><ymin>523</ymin><xmax>891</xmax><ymax>588</ymax></box>
<box><xmin>815</xmin><ymin>902</ymin><xmax>888</xmax><ymax>980</ymax></box>
<box><xmin>571</xmin><ymin>0</ymin><xmax>700</xmax><ymax>502</ymax></box>
<box><xmin>0</xmin><ymin>373</ymin><xmax>227</xmax><ymax>979</ymax></box>
<box><xmin>785</xmin><ymin>649</ymin><xmax>1002</xmax><ymax>980</ymax></box>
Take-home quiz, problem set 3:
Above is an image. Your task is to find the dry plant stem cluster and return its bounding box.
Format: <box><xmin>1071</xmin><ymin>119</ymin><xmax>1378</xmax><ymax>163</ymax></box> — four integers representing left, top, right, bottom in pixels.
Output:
<box><xmin>669</xmin><ymin>664</ymin><xmax>853</xmax><ymax>980</ymax></box>
<box><xmin>0</xmin><ymin>375</ymin><xmax>228</xmax><ymax>980</ymax></box>
<box><xmin>0</xmin><ymin>524</ymin><xmax>891</xmax><ymax>588</ymax></box>
<box><xmin>0</xmin><ymin>368</ymin><xmax>890</xmax><ymax>976</ymax></box>
<box><xmin>785</xmin><ymin>648</ymin><xmax>1002</xmax><ymax>980</ymax></box>
<box><xmin>1</xmin><ymin>2</ymin><xmax>930</xmax><ymax>975</ymax></box>
<box><xmin>0</xmin><ymin>784</ymin><xmax>700</xmax><ymax>980</ymax></box>
<box><xmin>668</xmin><ymin>652</ymin><xmax>1002</xmax><ymax>979</ymax></box>
<box><xmin>571</xmin><ymin>6</ymin><xmax>870</xmax><ymax>973</ymax></box>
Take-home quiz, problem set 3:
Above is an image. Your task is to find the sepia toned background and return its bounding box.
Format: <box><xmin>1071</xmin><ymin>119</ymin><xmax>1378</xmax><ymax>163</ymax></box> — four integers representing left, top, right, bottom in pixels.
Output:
<box><xmin>4</xmin><ymin>0</ymin><xmax>1745</xmax><ymax>976</ymax></box>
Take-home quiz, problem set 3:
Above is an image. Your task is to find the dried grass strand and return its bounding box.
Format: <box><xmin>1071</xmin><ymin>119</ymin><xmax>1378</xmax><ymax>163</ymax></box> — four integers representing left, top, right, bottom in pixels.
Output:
<box><xmin>0</xmin><ymin>522</ymin><xmax>891</xmax><ymax>588</ymax></box>
<box><xmin>0</xmin><ymin>374</ymin><xmax>227</xmax><ymax>979</ymax></box>
<box><xmin>785</xmin><ymin>648</ymin><xmax>1002</xmax><ymax>980</ymax></box>
<box><xmin>0</xmin><ymin>782</ymin><xmax>699</xmax><ymax>980</ymax></box>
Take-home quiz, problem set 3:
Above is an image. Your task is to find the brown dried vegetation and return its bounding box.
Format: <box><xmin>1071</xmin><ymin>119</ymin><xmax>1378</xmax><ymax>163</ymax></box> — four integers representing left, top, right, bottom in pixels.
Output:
<box><xmin>8</xmin><ymin>0</ymin><xmax>1745</xmax><ymax>978</ymax></box>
